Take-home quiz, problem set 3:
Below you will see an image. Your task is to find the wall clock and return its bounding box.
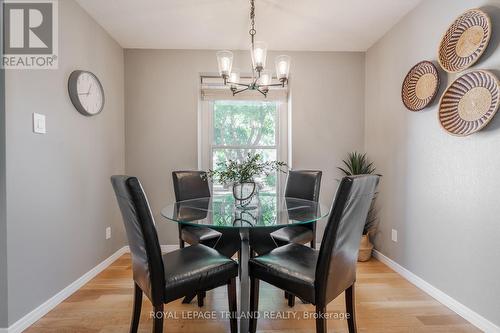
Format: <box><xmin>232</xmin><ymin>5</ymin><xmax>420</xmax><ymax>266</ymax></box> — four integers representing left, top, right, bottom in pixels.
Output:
<box><xmin>68</xmin><ymin>70</ymin><xmax>105</xmax><ymax>116</ymax></box>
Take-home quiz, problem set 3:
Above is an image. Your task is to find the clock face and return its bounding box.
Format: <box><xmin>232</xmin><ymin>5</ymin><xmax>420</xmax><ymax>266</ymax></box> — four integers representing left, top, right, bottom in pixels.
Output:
<box><xmin>68</xmin><ymin>71</ymin><xmax>105</xmax><ymax>116</ymax></box>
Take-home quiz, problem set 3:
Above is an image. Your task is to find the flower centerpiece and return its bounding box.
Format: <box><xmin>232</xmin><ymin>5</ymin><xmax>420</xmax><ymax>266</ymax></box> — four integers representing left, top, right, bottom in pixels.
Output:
<box><xmin>206</xmin><ymin>153</ymin><xmax>287</xmax><ymax>208</ymax></box>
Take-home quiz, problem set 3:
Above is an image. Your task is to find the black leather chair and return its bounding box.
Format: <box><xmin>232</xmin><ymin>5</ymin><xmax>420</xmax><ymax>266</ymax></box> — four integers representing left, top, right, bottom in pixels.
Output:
<box><xmin>270</xmin><ymin>170</ymin><xmax>322</xmax><ymax>248</ymax></box>
<box><xmin>172</xmin><ymin>171</ymin><xmax>222</xmax><ymax>249</ymax></box>
<box><xmin>270</xmin><ymin>170</ymin><xmax>322</xmax><ymax>306</ymax></box>
<box><xmin>111</xmin><ymin>176</ymin><xmax>238</xmax><ymax>333</ymax></box>
<box><xmin>172</xmin><ymin>171</ymin><xmax>223</xmax><ymax>306</ymax></box>
<box><xmin>249</xmin><ymin>175</ymin><xmax>379</xmax><ymax>333</ymax></box>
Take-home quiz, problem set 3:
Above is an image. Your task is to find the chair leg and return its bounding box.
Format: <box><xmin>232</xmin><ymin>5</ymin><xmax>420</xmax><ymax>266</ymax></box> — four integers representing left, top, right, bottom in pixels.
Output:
<box><xmin>288</xmin><ymin>294</ymin><xmax>295</xmax><ymax>307</ymax></box>
<box><xmin>345</xmin><ymin>284</ymin><xmax>357</xmax><ymax>333</ymax></box>
<box><xmin>152</xmin><ymin>304</ymin><xmax>164</xmax><ymax>333</ymax></box>
<box><xmin>315</xmin><ymin>305</ymin><xmax>327</xmax><ymax>333</ymax></box>
<box><xmin>130</xmin><ymin>283</ymin><xmax>142</xmax><ymax>333</ymax></box>
<box><xmin>228</xmin><ymin>278</ymin><xmax>237</xmax><ymax>333</ymax></box>
<box><xmin>249</xmin><ymin>277</ymin><xmax>260</xmax><ymax>333</ymax></box>
<box><xmin>178</xmin><ymin>224</ymin><xmax>185</xmax><ymax>248</ymax></box>
<box><xmin>311</xmin><ymin>222</ymin><xmax>317</xmax><ymax>249</ymax></box>
<box><xmin>197</xmin><ymin>291</ymin><xmax>206</xmax><ymax>307</ymax></box>
<box><xmin>182</xmin><ymin>293</ymin><xmax>196</xmax><ymax>304</ymax></box>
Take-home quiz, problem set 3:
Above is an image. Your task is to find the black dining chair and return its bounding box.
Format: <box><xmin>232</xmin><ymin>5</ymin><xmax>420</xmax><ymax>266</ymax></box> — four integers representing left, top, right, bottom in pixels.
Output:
<box><xmin>270</xmin><ymin>170</ymin><xmax>322</xmax><ymax>306</ymax></box>
<box><xmin>172</xmin><ymin>171</ymin><xmax>222</xmax><ymax>249</ymax></box>
<box><xmin>249</xmin><ymin>175</ymin><xmax>379</xmax><ymax>333</ymax></box>
<box><xmin>172</xmin><ymin>171</ymin><xmax>223</xmax><ymax>306</ymax></box>
<box><xmin>111</xmin><ymin>175</ymin><xmax>238</xmax><ymax>333</ymax></box>
<box><xmin>270</xmin><ymin>170</ymin><xmax>322</xmax><ymax>248</ymax></box>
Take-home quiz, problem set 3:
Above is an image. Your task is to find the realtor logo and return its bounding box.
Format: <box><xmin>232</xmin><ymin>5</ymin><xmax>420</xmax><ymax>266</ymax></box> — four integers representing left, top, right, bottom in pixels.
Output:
<box><xmin>2</xmin><ymin>0</ymin><xmax>58</xmax><ymax>69</ymax></box>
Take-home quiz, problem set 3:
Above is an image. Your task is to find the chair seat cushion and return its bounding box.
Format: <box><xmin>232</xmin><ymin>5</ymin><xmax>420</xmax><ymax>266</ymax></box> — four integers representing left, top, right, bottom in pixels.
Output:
<box><xmin>181</xmin><ymin>226</ymin><xmax>221</xmax><ymax>245</ymax></box>
<box><xmin>163</xmin><ymin>244</ymin><xmax>238</xmax><ymax>302</ymax></box>
<box><xmin>270</xmin><ymin>226</ymin><xmax>313</xmax><ymax>245</ymax></box>
<box><xmin>249</xmin><ymin>243</ymin><xmax>318</xmax><ymax>303</ymax></box>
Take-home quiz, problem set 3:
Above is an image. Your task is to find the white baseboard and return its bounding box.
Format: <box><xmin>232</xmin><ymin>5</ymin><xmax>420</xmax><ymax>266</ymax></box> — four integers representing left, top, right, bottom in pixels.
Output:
<box><xmin>4</xmin><ymin>246</ymin><xmax>129</xmax><ymax>333</ymax></box>
<box><xmin>373</xmin><ymin>250</ymin><xmax>500</xmax><ymax>333</ymax></box>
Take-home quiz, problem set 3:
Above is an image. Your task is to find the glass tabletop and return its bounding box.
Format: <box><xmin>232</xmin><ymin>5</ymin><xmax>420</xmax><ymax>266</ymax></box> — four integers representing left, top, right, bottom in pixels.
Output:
<box><xmin>161</xmin><ymin>193</ymin><xmax>330</xmax><ymax>228</ymax></box>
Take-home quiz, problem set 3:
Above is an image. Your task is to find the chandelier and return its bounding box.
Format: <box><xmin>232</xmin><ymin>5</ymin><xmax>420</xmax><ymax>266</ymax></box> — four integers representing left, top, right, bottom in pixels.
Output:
<box><xmin>216</xmin><ymin>0</ymin><xmax>291</xmax><ymax>97</ymax></box>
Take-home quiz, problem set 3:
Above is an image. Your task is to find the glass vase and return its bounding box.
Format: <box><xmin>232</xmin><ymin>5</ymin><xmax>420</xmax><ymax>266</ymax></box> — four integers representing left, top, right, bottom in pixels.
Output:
<box><xmin>232</xmin><ymin>182</ymin><xmax>257</xmax><ymax>209</ymax></box>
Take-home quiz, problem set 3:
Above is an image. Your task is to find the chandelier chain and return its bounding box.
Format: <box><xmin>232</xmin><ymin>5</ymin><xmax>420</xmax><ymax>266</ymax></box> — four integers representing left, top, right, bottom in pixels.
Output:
<box><xmin>249</xmin><ymin>0</ymin><xmax>256</xmax><ymax>45</ymax></box>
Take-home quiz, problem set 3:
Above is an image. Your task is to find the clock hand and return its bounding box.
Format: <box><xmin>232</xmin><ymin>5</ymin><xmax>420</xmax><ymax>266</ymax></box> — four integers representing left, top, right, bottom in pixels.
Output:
<box><xmin>78</xmin><ymin>83</ymin><xmax>94</xmax><ymax>96</ymax></box>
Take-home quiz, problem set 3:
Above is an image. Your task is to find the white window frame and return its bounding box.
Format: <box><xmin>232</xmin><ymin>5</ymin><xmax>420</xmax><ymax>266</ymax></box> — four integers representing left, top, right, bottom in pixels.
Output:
<box><xmin>198</xmin><ymin>98</ymin><xmax>289</xmax><ymax>194</ymax></box>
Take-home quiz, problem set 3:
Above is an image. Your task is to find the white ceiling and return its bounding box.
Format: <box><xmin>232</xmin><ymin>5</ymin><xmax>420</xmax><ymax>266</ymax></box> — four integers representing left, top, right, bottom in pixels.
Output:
<box><xmin>76</xmin><ymin>0</ymin><xmax>422</xmax><ymax>52</ymax></box>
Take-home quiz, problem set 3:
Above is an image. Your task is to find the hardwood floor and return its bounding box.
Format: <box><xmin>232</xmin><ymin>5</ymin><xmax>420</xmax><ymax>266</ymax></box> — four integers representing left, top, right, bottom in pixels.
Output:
<box><xmin>25</xmin><ymin>254</ymin><xmax>480</xmax><ymax>333</ymax></box>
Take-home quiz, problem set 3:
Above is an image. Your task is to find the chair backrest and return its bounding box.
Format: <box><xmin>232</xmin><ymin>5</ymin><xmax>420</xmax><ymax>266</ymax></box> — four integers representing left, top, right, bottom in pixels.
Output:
<box><xmin>285</xmin><ymin>170</ymin><xmax>322</xmax><ymax>202</ymax></box>
<box><xmin>110</xmin><ymin>175</ymin><xmax>165</xmax><ymax>306</ymax></box>
<box><xmin>315</xmin><ymin>175</ymin><xmax>379</xmax><ymax>306</ymax></box>
<box><xmin>172</xmin><ymin>171</ymin><xmax>211</xmax><ymax>202</ymax></box>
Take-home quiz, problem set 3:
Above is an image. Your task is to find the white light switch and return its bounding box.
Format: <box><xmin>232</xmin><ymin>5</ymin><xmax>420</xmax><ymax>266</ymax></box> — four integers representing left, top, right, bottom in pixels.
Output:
<box><xmin>391</xmin><ymin>229</ymin><xmax>398</xmax><ymax>242</ymax></box>
<box><xmin>106</xmin><ymin>227</ymin><xmax>112</xmax><ymax>240</ymax></box>
<box><xmin>33</xmin><ymin>113</ymin><xmax>46</xmax><ymax>134</ymax></box>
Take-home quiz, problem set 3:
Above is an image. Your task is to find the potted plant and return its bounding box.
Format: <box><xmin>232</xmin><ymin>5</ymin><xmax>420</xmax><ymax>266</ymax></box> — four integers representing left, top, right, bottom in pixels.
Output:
<box><xmin>338</xmin><ymin>152</ymin><xmax>380</xmax><ymax>261</ymax></box>
<box><xmin>206</xmin><ymin>153</ymin><xmax>287</xmax><ymax>208</ymax></box>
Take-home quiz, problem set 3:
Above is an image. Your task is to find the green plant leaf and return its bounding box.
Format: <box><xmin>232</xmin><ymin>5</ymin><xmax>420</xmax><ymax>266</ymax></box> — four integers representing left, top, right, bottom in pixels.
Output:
<box><xmin>205</xmin><ymin>153</ymin><xmax>288</xmax><ymax>185</ymax></box>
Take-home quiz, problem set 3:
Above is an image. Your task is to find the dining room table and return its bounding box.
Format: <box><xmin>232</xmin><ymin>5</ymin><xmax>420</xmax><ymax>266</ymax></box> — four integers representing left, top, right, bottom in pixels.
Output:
<box><xmin>161</xmin><ymin>192</ymin><xmax>329</xmax><ymax>333</ymax></box>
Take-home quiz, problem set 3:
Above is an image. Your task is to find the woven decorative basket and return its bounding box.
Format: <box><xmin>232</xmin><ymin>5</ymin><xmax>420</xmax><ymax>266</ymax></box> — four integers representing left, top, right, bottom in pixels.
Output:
<box><xmin>358</xmin><ymin>234</ymin><xmax>374</xmax><ymax>262</ymax></box>
<box><xmin>402</xmin><ymin>61</ymin><xmax>440</xmax><ymax>111</ymax></box>
<box><xmin>438</xmin><ymin>9</ymin><xmax>491</xmax><ymax>73</ymax></box>
<box><xmin>439</xmin><ymin>70</ymin><xmax>500</xmax><ymax>136</ymax></box>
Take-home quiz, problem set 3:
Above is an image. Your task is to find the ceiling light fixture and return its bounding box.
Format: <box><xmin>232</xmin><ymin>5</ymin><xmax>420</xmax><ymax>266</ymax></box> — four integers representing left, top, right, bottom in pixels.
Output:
<box><xmin>216</xmin><ymin>0</ymin><xmax>290</xmax><ymax>97</ymax></box>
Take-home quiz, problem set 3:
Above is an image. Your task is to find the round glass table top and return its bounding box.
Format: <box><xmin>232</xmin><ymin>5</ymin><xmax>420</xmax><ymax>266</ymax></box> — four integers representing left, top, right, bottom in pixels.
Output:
<box><xmin>161</xmin><ymin>193</ymin><xmax>329</xmax><ymax>228</ymax></box>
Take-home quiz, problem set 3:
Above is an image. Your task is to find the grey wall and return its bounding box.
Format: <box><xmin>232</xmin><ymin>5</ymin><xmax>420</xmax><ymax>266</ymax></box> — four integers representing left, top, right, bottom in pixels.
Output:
<box><xmin>125</xmin><ymin>49</ymin><xmax>365</xmax><ymax>245</ymax></box>
<box><xmin>4</xmin><ymin>0</ymin><xmax>125</xmax><ymax>326</ymax></box>
<box><xmin>0</xmin><ymin>5</ymin><xmax>7</xmax><ymax>324</ymax></box>
<box><xmin>365</xmin><ymin>0</ymin><xmax>500</xmax><ymax>326</ymax></box>
<box><xmin>0</xmin><ymin>63</ymin><xmax>7</xmax><ymax>326</ymax></box>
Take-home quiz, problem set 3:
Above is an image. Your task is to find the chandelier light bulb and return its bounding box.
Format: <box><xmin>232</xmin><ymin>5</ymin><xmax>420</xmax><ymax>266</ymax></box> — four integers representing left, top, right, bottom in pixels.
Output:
<box><xmin>230</xmin><ymin>70</ymin><xmax>240</xmax><ymax>84</ymax></box>
<box><xmin>216</xmin><ymin>50</ymin><xmax>233</xmax><ymax>78</ymax></box>
<box><xmin>259</xmin><ymin>70</ymin><xmax>272</xmax><ymax>88</ymax></box>
<box><xmin>275</xmin><ymin>55</ymin><xmax>291</xmax><ymax>81</ymax></box>
<box><xmin>251</xmin><ymin>41</ymin><xmax>268</xmax><ymax>72</ymax></box>
<box><xmin>229</xmin><ymin>69</ymin><xmax>240</xmax><ymax>90</ymax></box>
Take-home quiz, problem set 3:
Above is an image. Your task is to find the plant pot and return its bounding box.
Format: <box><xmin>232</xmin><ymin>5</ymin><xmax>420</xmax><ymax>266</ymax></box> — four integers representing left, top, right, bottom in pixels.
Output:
<box><xmin>358</xmin><ymin>234</ymin><xmax>373</xmax><ymax>262</ymax></box>
<box><xmin>232</xmin><ymin>182</ymin><xmax>257</xmax><ymax>208</ymax></box>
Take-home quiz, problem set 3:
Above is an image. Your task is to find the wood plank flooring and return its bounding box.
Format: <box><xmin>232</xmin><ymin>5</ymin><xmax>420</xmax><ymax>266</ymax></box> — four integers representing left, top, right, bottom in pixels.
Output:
<box><xmin>25</xmin><ymin>254</ymin><xmax>480</xmax><ymax>333</ymax></box>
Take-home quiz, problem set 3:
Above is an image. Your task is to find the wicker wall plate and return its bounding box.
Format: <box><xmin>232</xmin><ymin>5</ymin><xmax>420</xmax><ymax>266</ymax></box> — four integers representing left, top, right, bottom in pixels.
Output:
<box><xmin>402</xmin><ymin>61</ymin><xmax>440</xmax><ymax>111</ymax></box>
<box><xmin>439</xmin><ymin>70</ymin><xmax>500</xmax><ymax>136</ymax></box>
<box><xmin>438</xmin><ymin>9</ymin><xmax>491</xmax><ymax>73</ymax></box>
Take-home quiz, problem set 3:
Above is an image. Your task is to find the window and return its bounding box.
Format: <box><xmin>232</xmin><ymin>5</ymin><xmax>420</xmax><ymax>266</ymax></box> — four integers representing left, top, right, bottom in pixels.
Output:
<box><xmin>199</xmin><ymin>98</ymin><xmax>289</xmax><ymax>195</ymax></box>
